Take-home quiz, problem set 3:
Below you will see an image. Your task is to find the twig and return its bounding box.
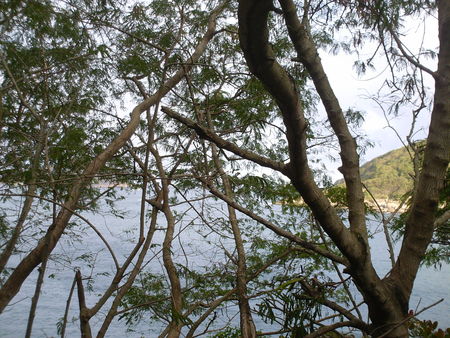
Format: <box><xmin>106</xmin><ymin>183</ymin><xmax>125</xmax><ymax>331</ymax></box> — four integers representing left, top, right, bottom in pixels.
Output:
<box><xmin>387</xmin><ymin>26</ymin><xmax>437</xmax><ymax>80</ymax></box>
<box><xmin>60</xmin><ymin>275</ymin><xmax>77</xmax><ymax>338</ymax></box>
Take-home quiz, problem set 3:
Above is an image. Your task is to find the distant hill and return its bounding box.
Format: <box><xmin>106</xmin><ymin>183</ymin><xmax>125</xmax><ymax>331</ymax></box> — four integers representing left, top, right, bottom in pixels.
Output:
<box><xmin>337</xmin><ymin>145</ymin><xmax>416</xmax><ymax>201</ymax></box>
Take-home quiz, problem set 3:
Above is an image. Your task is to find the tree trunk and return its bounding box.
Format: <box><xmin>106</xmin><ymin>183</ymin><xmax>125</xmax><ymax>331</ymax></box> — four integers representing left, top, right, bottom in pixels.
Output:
<box><xmin>210</xmin><ymin>139</ymin><xmax>257</xmax><ymax>337</ymax></box>
<box><xmin>237</xmin><ymin>1</ymin><xmax>449</xmax><ymax>337</ymax></box>
<box><xmin>75</xmin><ymin>270</ymin><xmax>92</xmax><ymax>338</ymax></box>
<box><xmin>383</xmin><ymin>1</ymin><xmax>450</xmax><ymax>335</ymax></box>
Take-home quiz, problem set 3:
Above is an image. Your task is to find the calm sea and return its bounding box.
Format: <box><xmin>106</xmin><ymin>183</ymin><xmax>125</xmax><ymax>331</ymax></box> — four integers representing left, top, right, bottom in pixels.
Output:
<box><xmin>0</xmin><ymin>189</ymin><xmax>449</xmax><ymax>337</ymax></box>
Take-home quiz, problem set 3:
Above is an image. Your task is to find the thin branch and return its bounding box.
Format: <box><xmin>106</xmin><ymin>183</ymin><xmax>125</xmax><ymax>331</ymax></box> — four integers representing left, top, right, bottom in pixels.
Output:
<box><xmin>305</xmin><ymin>320</ymin><xmax>363</xmax><ymax>338</ymax></box>
<box><xmin>315</xmin><ymin>221</ymin><xmax>365</xmax><ymax>326</ymax></box>
<box><xmin>25</xmin><ymin>257</ymin><xmax>48</xmax><ymax>338</ymax></box>
<box><xmin>388</xmin><ymin>27</ymin><xmax>437</xmax><ymax>79</ymax></box>
<box><xmin>298</xmin><ymin>278</ymin><xmax>369</xmax><ymax>329</ymax></box>
<box><xmin>362</xmin><ymin>183</ymin><xmax>396</xmax><ymax>268</ymax></box>
<box><xmin>98</xmin><ymin>21</ymin><xmax>167</xmax><ymax>54</ymax></box>
<box><xmin>202</xmin><ymin>179</ymin><xmax>348</xmax><ymax>266</ymax></box>
<box><xmin>60</xmin><ymin>275</ymin><xmax>77</xmax><ymax>338</ymax></box>
<box><xmin>161</xmin><ymin>106</ymin><xmax>288</xmax><ymax>175</ymax></box>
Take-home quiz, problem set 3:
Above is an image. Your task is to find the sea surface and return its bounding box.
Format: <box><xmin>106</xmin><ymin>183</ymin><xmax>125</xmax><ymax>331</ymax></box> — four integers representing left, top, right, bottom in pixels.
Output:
<box><xmin>0</xmin><ymin>189</ymin><xmax>449</xmax><ymax>337</ymax></box>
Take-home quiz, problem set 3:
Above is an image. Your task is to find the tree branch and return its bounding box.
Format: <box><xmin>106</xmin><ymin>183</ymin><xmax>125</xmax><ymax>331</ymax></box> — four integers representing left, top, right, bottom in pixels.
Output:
<box><xmin>305</xmin><ymin>320</ymin><xmax>366</xmax><ymax>338</ymax></box>
<box><xmin>388</xmin><ymin>26</ymin><xmax>438</xmax><ymax>80</ymax></box>
<box><xmin>202</xmin><ymin>178</ymin><xmax>348</xmax><ymax>266</ymax></box>
<box><xmin>161</xmin><ymin>106</ymin><xmax>288</xmax><ymax>174</ymax></box>
<box><xmin>75</xmin><ymin>270</ymin><xmax>92</xmax><ymax>338</ymax></box>
<box><xmin>389</xmin><ymin>0</ymin><xmax>450</xmax><ymax>306</ymax></box>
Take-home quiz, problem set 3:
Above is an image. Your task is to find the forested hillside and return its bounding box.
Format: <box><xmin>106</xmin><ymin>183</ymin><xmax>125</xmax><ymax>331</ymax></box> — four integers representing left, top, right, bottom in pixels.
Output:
<box><xmin>337</xmin><ymin>145</ymin><xmax>416</xmax><ymax>201</ymax></box>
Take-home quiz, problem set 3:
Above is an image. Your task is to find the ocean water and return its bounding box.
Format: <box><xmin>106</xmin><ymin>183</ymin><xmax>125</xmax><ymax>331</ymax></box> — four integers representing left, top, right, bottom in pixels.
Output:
<box><xmin>0</xmin><ymin>189</ymin><xmax>449</xmax><ymax>337</ymax></box>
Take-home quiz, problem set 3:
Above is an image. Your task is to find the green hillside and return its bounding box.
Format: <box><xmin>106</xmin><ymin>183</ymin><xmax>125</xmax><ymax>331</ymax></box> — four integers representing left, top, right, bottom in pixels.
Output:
<box><xmin>360</xmin><ymin>146</ymin><xmax>415</xmax><ymax>200</ymax></box>
<box><xmin>337</xmin><ymin>145</ymin><xmax>416</xmax><ymax>201</ymax></box>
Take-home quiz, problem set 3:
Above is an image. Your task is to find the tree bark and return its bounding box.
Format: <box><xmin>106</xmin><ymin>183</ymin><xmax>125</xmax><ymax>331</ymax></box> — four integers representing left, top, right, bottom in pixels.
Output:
<box><xmin>278</xmin><ymin>0</ymin><xmax>368</xmax><ymax>240</ymax></box>
<box><xmin>75</xmin><ymin>270</ymin><xmax>92</xmax><ymax>338</ymax></box>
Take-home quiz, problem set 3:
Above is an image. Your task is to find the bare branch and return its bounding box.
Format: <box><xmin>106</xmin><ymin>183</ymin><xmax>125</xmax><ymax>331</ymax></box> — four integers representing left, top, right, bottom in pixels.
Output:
<box><xmin>161</xmin><ymin>106</ymin><xmax>289</xmax><ymax>175</ymax></box>
<box><xmin>388</xmin><ymin>27</ymin><xmax>437</xmax><ymax>79</ymax></box>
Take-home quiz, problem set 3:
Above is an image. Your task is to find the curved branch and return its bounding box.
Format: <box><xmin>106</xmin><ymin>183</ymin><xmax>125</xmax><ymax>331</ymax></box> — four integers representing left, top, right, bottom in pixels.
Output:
<box><xmin>298</xmin><ymin>278</ymin><xmax>368</xmax><ymax>330</ymax></box>
<box><xmin>388</xmin><ymin>26</ymin><xmax>438</xmax><ymax>79</ymax></box>
<box><xmin>0</xmin><ymin>193</ymin><xmax>120</xmax><ymax>271</ymax></box>
<box><xmin>161</xmin><ymin>106</ymin><xmax>288</xmax><ymax>175</ymax></box>
<box><xmin>305</xmin><ymin>320</ymin><xmax>366</xmax><ymax>338</ymax></box>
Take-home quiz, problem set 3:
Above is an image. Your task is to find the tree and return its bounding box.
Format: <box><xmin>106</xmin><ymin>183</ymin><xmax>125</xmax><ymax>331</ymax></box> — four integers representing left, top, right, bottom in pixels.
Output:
<box><xmin>234</xmin><ymin>1</ymin><xmax>447</xmax><ymax>336</ymax></box>
<box><xmin>0</xmin><ymin>0</ymin><xmax>448</xmax><ymax>337</ymax></box>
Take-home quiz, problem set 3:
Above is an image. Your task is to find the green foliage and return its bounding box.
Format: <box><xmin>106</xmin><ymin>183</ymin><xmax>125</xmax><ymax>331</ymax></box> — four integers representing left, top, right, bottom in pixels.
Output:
<box><xmin>409</xmin><ymin>319</ymin><xmax>450</xmax><ymax>338</ymax></box>
<box><xmin>257</xmin><ymin>277</ymin><xmax>323</xmax><ymax>336</ymax></box>
<box><xmin>208</xmin><ymin>327</ymin><xmax>241</xmax><ymax>338</ymax></box>
<box><xmin>119</xmin><ymin>273</ymin><xmax>170</xmax><ymax>326</ymax></box>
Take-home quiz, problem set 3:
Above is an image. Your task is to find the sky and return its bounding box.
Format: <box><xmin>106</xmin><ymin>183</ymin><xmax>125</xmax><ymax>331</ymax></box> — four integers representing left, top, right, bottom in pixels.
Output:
<box><xmin>319</xmin><ymin>15</ymin><xmax>439</xmax><ymax>181</ymax></box>
<box><xmin>119</xmin><ymin>10</ymin><xmax>439</xmax><ymax>183</ymax></box>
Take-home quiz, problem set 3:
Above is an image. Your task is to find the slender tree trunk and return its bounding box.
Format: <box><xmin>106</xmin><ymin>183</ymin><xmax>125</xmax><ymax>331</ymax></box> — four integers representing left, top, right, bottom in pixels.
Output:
<box><xmin>152</xmin><ymin>139</ymin><xmax>183</xmax><ymax>337</ymax></box>
<box><xmin>24</xmin><ymin>257</ymin><xmax>48</xmax><ymax>338</ymax></box>
<box><xmin>208</xmin><ymin>115</ymin><xmax>256</xmax><ymax>337</ymax></box>
<box><xmin>162</xmin><ymin>208</ymin><xmax>183</xmax><ymax>338</ymax></box>
<box><xmin>383</xmin><ymin>1</ymin><xmax>450</xmax><ymax>335</ymax></box>
<box><xmin>75</xmin><ymin>270</ymin><xmax>92</xmax><ymax>338</ymax></box>
<box><xmin>60</xmin><ymin>275</ymin><xmax>77</xmax><ymax>338</ymax></box>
